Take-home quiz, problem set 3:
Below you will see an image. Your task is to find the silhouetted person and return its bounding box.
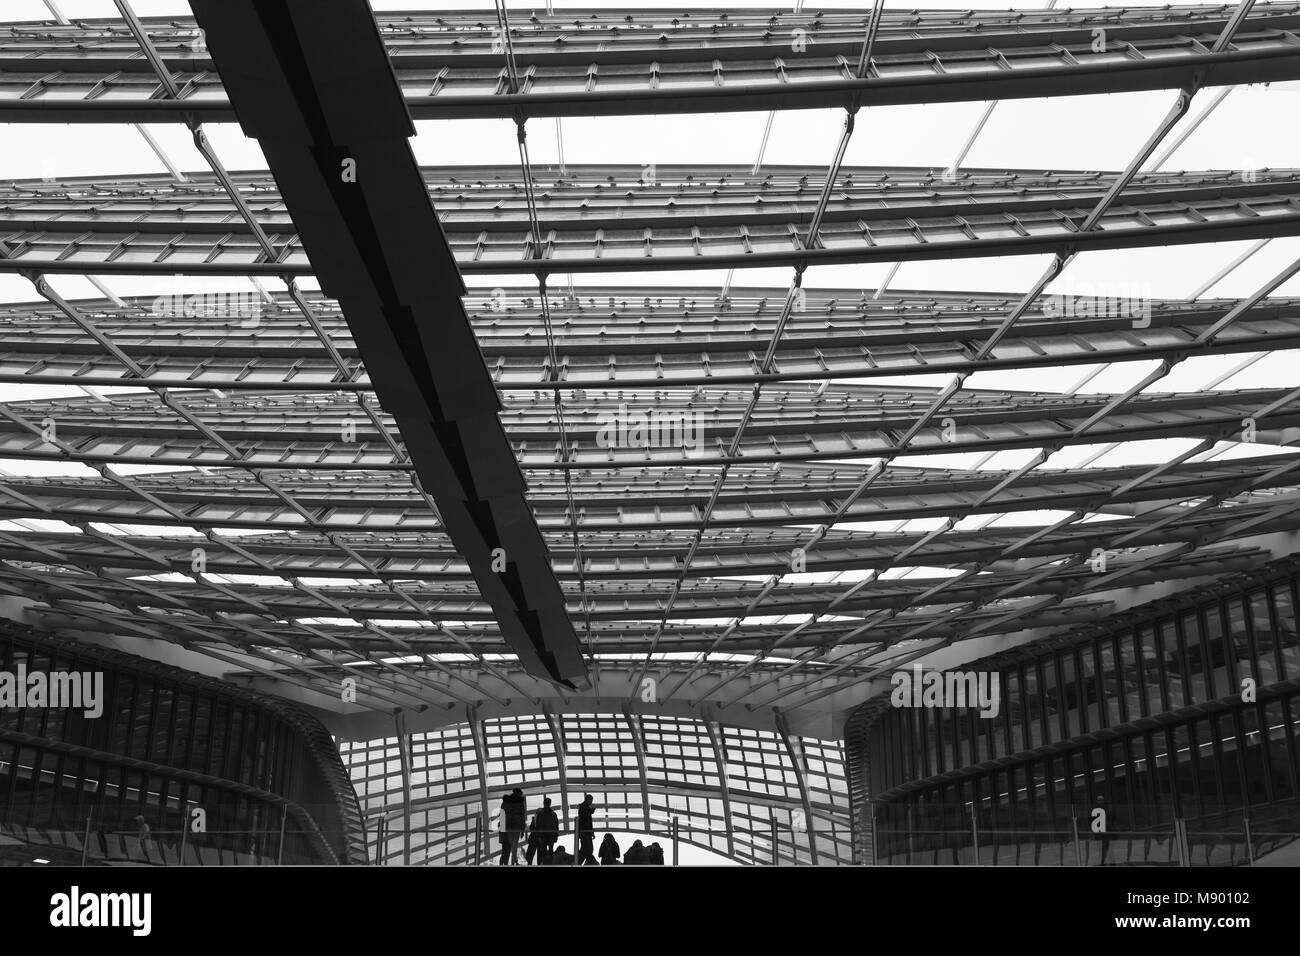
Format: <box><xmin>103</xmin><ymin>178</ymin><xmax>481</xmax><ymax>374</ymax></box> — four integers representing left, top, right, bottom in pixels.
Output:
<box><xmin>648</xmin><ymin>842</ymin><xmax>665</xmax><ymax>865</ymax></box>
<box><xmin>624</xmin><ymin>839</ymin><xmax>647</xmax><ymax>865</ymax></box>
<box><xmin>548</xmin><ymin>846</ymin><xmax>573</xmax><ymax>866</ymax></box>
<box><xmin>498</xmin><ymin>788</ymin><xmax>527</xmax><ymax>865</ymax></box>
<box><xmin>526</xmin><ymin>797</ymin><xmax>560</xmax><ymax>865</ymax></box>
<box><xmin>576</xmin><ymin>794</ymin><xmax>597</xmax><ymax>866</ymax></box>
<box><xmin>134</xmin><ymin>815</ymin><xmax>152</xmax><ymax>861</ymax></box>
<box><xmin>524</xmin><ymin>810</ymin><xmax>543</xmax><ymax>865</ymax></box>
<box><xmin>599</xmin><ymin>832</ymin><xmax>621</xmax><ymax>865</ymax></box>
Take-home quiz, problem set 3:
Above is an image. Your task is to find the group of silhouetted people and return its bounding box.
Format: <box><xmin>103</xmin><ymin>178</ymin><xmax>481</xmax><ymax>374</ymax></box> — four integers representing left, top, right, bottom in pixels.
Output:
<box><xmin>597</xmin><ymin>832</ymin><xmax>665</xmax><ymax>865</ymax></box>
<box><xmin>494</xmin><ymin>788</ymin><xmax>666</xmax><ymax>865</ymax></box>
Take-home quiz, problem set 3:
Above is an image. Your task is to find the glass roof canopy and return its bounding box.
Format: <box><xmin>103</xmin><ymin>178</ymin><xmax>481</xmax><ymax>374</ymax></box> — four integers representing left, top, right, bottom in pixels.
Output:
<box><xmin>0</xmin><ymin>0</ymin><xmax>1297</xmax><ymax>741</ymax></box>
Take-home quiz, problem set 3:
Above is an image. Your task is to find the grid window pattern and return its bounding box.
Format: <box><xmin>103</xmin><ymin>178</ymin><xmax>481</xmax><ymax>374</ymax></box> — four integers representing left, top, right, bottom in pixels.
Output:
<box><xmin>0</xmin><ymin>621</ymin><xmax>366</xmax><ymax>865</ymax></box>
<box><xmin>853</xmin><ymin>559</ymin><xmax>1300</xmax><ymax>865</ymax></box>
<box><xmin>340</xmin><ymin>712</ymin><xmax>852</xmax><ymax>865</ymax></box>
<box><xmin>868</xmin><ymin>691</ymin><xmax>1300</xmax><ymax>866</ymax></box>
<box><xmin>0</xmin><ymin>3</ymin><xmax>1295</xmax><ymax>739</ymax></box>
<box><xmin>867</xmin><ymin>559</ymin><xmax>1300</xmax><ymax>792</ymax></box>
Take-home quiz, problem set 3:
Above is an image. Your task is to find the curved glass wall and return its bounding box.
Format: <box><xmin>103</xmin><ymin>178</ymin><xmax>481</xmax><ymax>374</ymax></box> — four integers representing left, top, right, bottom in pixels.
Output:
<box><xmin>851</xmin><ymin>559</ymin><xmax>1300</xmax><ymax>866</ymax></box>
<box><xmin>0</xmin><ymin>621</ymin><xmax>367</xmax><ymax>866</ymax></box>
<box><xmin>341</xmin><ymin>713</ymin><xmax>852</xmax><ymax>865</ymax></box>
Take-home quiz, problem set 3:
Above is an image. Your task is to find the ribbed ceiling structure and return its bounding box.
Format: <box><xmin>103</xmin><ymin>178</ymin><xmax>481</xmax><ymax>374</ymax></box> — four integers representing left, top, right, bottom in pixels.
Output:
<box><xmin>0</xmin><ymin>0</ymin><xmax>1297</xmax><ymax>751</ymax></box>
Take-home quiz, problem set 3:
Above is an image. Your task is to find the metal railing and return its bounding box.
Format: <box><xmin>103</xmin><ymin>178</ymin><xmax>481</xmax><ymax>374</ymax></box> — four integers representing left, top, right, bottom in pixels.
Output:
<box><xmin>872</xmin><ymin>801</ymin><xmax>1300</xmax><ymax>866</ymax></box>
<box><xmin>367</xmin><ymin>814</ymin><xmax>854</xmax><ymax>866</ymax></box>
<box><xmin>1</xmin><ymin>823</ymin><xmax>289</xmax><ymax>866</ymax></box>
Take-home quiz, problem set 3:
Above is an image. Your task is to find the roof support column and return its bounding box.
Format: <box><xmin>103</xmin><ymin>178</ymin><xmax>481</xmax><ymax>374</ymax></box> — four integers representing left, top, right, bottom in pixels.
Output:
<box><xmin>775</xmin><ymin>711</ymin><xmax>819</xmax><ymax>865</ymax></box>
<box><xmin>466</xmin><ymin>705</ymin><xmax>492</xmax><ymax>865</ymax></box>
<box><xmin>622</xmin><ymin>706</ymin><xmax>652</xmax><ymax>830</ymax></box>
<box><xmin>543</xmin><ymin>707</ymin><xmax>570</xmax><ymax>828</ymax></box>
<box><xmin>704</xmin><ymin>719</ymin><xmax>736</xmax><ymax>859</ymax></box>
<box><xmin>394</xmin><ymin>711</ymin><xmax>412</xmax><ymax>866</ymax></box>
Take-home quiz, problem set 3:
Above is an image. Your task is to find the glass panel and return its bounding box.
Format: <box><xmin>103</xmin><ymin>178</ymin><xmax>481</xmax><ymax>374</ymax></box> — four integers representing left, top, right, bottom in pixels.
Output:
<box><xmin>1098</xmin><ymin>640</ymin><xmax>1122</xmax><ymax>727</ymax></box>
<box><xmin>1239</xmin><ymin>706</ymin><xmax>1270</xmax><ymax>806</ymax></box>
<box><xmin>1215</xmin><ymin>713</ymin><xmax>1246</xmax><ymax>811</ymax></box>
<box><xmin>1059</xmin><ymin>653</ymin><xmax>1079</xmax><ymax>738</ymax></box>
<box><xmin>190</xmin><ymin>695</ymin><xmax>211</xmax><ymax>774</ymax></box>
<box><xmin>974</xmin><ymin>701</ymin><xmax>998</xmax><ymax>765</ymax></box>
<box><xmin>32</xmin><ymin>750</ymin><xmax>60</xmax><ymax>829</ymax></box>
<box><xmin>1024</xmin><ymin>665</ymin><xmax>1043</xmax><ymax>749</ymax></box>
<box><xmin>1194</xmin><ymin>716</ymin><xmax>1225</xmax><ymax>815</ymax></box>
<box><xmin>1150</xmin><ymin>730</ymin><xmax>1175</xmax><ymax>822</ymax></box>
<box><xmin>949</xmin><ymin>708</ymin><xmax>967</xmax><ymax>772</ymax></box>
<box><xmin>108</xmin><ymin>677</ymin><xmax>134</xmax><ymax>755</ymax></box>
<box><xmin>1203</xmin><ymin>606</ymin><xmax>1229</xmax><ymax>701</ymax></box>
<box><xmin>1119</xmin><ymin>632</ymin><xmax>1142</xmax><ymax>720</ymax></box>
<box><xmin>16</xmin><ymin>651</ymin><xmax>46</xmax><ymax>736</ymax></box>
<box><xmin>1169</xmin><ymin>723</ymin><xmax>1193</xmax><ymax>815</ymax></box>
<box><xmin>1012</xmin><ymin>668</ymin><xmax>1030</xmax><ymax>753</ymax></box>
<box><xmin>1080</xmin><ymin>644</ymin><xmax>1103</xmax><ymax>731</ymax></box>
<box><xmin>1225</xmin><ymin>600</ymin><xmax>1252</xmax><ymax>692</ymax></box>
<box><xmin>1112</xmin><ymin>736</ymin><xmax>1139</xmax><ymax>822</ymax></box>
<box><xmin>150</xmin><ymin>686</ymin><xmax>174</xmax><ymax>765</ymax></box>
<box><xmin>925</xmin><ymin>706</ymin><xmax>940</xmax><ymax>776</ymax></box>
<box><xmin>1263</xmin><ymin>699</ymin><xmax>1295</xmax><ymax>801</ymax></box>
<box><xmin>1249</xmin><ymin>589</ymin><xmax>1279</xmax><ymax>688</ymax></box>
<box><xmin>12</xmin><ymin>747</ymin><xmax>38</xmax><ymax>826</ymax></box>
<box><xmin>127</xmin><ymin>680</ymin><xmax>153</xmax><ymax>759</ymax></box>
<box><xmin>1182</xmin><ymin>611</ymin><xmax>1208</xmax><ymax>704</ymax></box>
<box><xmin>210</xmin><ymin>699</ymin><xmax>229</xmax><ymax>781</ymax></box>
<box><xmin>1136</xmin><ymin>626</ymin><xmax>1160</xmax><ymax>717</ymax></box>
<box><xmin>1128</xmin><ymin>735</ymin><xmax>1154</xmax><ymax>828</ymax></box>
<box><xmin>1086</xmin><ymin>745</ymin><xmax>1106</xmax><ymax>806</ymax></box>
<box><xmin>1001</xmin><ymin>667</ymin><xmax>1018</xmax><ymax>757</ymax></box>
<box><xmin>1273</xmin><ymin>582</ymin><xmax>1300</xmax><ymax>681</ymax></box>
<box><xmin>1157</xmin><ymin>620</ymin><xmax>1183</xmax><ymax>711</ymax></box>
<box><xmin>1184</xmin><ymin>720</ymin><xmax>1208</xmax><ymax>817</ymax></box>
<box><xmin>905</xmin><ymin>709</ymin><xmax>921</xmax><ymax>782</ymax></box>
<box><xmin>42</xmin><ymin>695</ymin><xmax>65</xmax><ymax>742</ymax></box>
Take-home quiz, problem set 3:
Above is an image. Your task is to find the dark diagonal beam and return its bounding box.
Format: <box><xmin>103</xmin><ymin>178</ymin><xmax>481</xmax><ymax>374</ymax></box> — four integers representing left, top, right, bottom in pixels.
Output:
<box><xmin>189</xmin><ymin>0</ymin><xmax>587</xmax><ymax>688</ymax></box>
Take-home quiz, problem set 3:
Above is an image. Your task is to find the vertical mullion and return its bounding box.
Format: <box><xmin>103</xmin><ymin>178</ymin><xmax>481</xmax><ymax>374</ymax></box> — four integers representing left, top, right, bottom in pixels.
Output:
<box><xmin>1053</xmin><ymin>652</ymin><xmax>1070</xmax><ymax>741</ymax></box>
<box><xmin>1152</xmin><ymin>622</ymin><xmax>1171</xmax><ymax>714</ymax></box>
<box><xmin>1281</xmin><ymin>696</ymin><xmax>1300</xmax><ymax>799</ymax></box>
<box><xmin>1173</xmin><ymin>616</ymin><xmax>1195</xmax><ymax>709</ymax></box>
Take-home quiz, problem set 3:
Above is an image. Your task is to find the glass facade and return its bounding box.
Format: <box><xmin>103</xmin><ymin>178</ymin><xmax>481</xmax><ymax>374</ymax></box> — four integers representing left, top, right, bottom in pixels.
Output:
<box><xmin>848</xmin><ymin>560</ymin><xmax>1300</xmax><ymax>866</ymax></box>
<box><xmin>0</xmin><ymin>622</ymin><xmax>366</xmax><ymax>865</ymax></box>
<box><xmin>341</xmin><ymin>712</ymin><xmax>853</xmax><ymax>865</ymax></box>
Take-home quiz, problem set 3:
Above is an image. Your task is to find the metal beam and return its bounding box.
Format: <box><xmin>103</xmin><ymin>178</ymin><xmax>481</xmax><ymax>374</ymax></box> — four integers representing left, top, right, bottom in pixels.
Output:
<box><xmin>673</xmin><ymin>3</ymin><xmax>1275</xmax><ymax>705</ymax></box>
<box><xmin>466</xmin><ymin>704</ymin><xmax>492</xmax><ymax>865</ymax></box>
<box><xmin>704</xmin><ymin>719</ymin><xmax>737</xmax><ymax>860</ymax></box>
<box><xmin>0</xmin><ymin>494</ymin><xmax>1287</xmax><ymax>578</ymax></box>
<box><xmin>0</xmin><ymin>383</ymin><xmax>1295</xmax><ymax>470</ymax></box>
<box><xmin>622</xmin><ymin>705</ymin><xmax>653</xmax><ymax>830</ymax></box>
<box><xmin>189</xmin><ymin>0</ymin><xmax>587</xmax><ymax>688</ymax></box>
<box><xmin>3</xmin><ymin>167</ymin><xmax>1297</xmax><ymax>275</ymax></box>
<box><xmin>4</xmin><ymin>541</ymin><xmax>1262</xmax><ymax>621</ymax></box>
<box><xmin>2</xmin><ymin>285</ymin><xmax>1298</xmax><ymax>392</ymax></box>
<box><xmin>5</xmin><ymin>6</ymin><xmax>1300</xmax><ymax>121</ymax></box>
<box><xmin>775</xmin><ymin>712</ymin><xmax>819</xmax><ymax>865</ymax></box>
